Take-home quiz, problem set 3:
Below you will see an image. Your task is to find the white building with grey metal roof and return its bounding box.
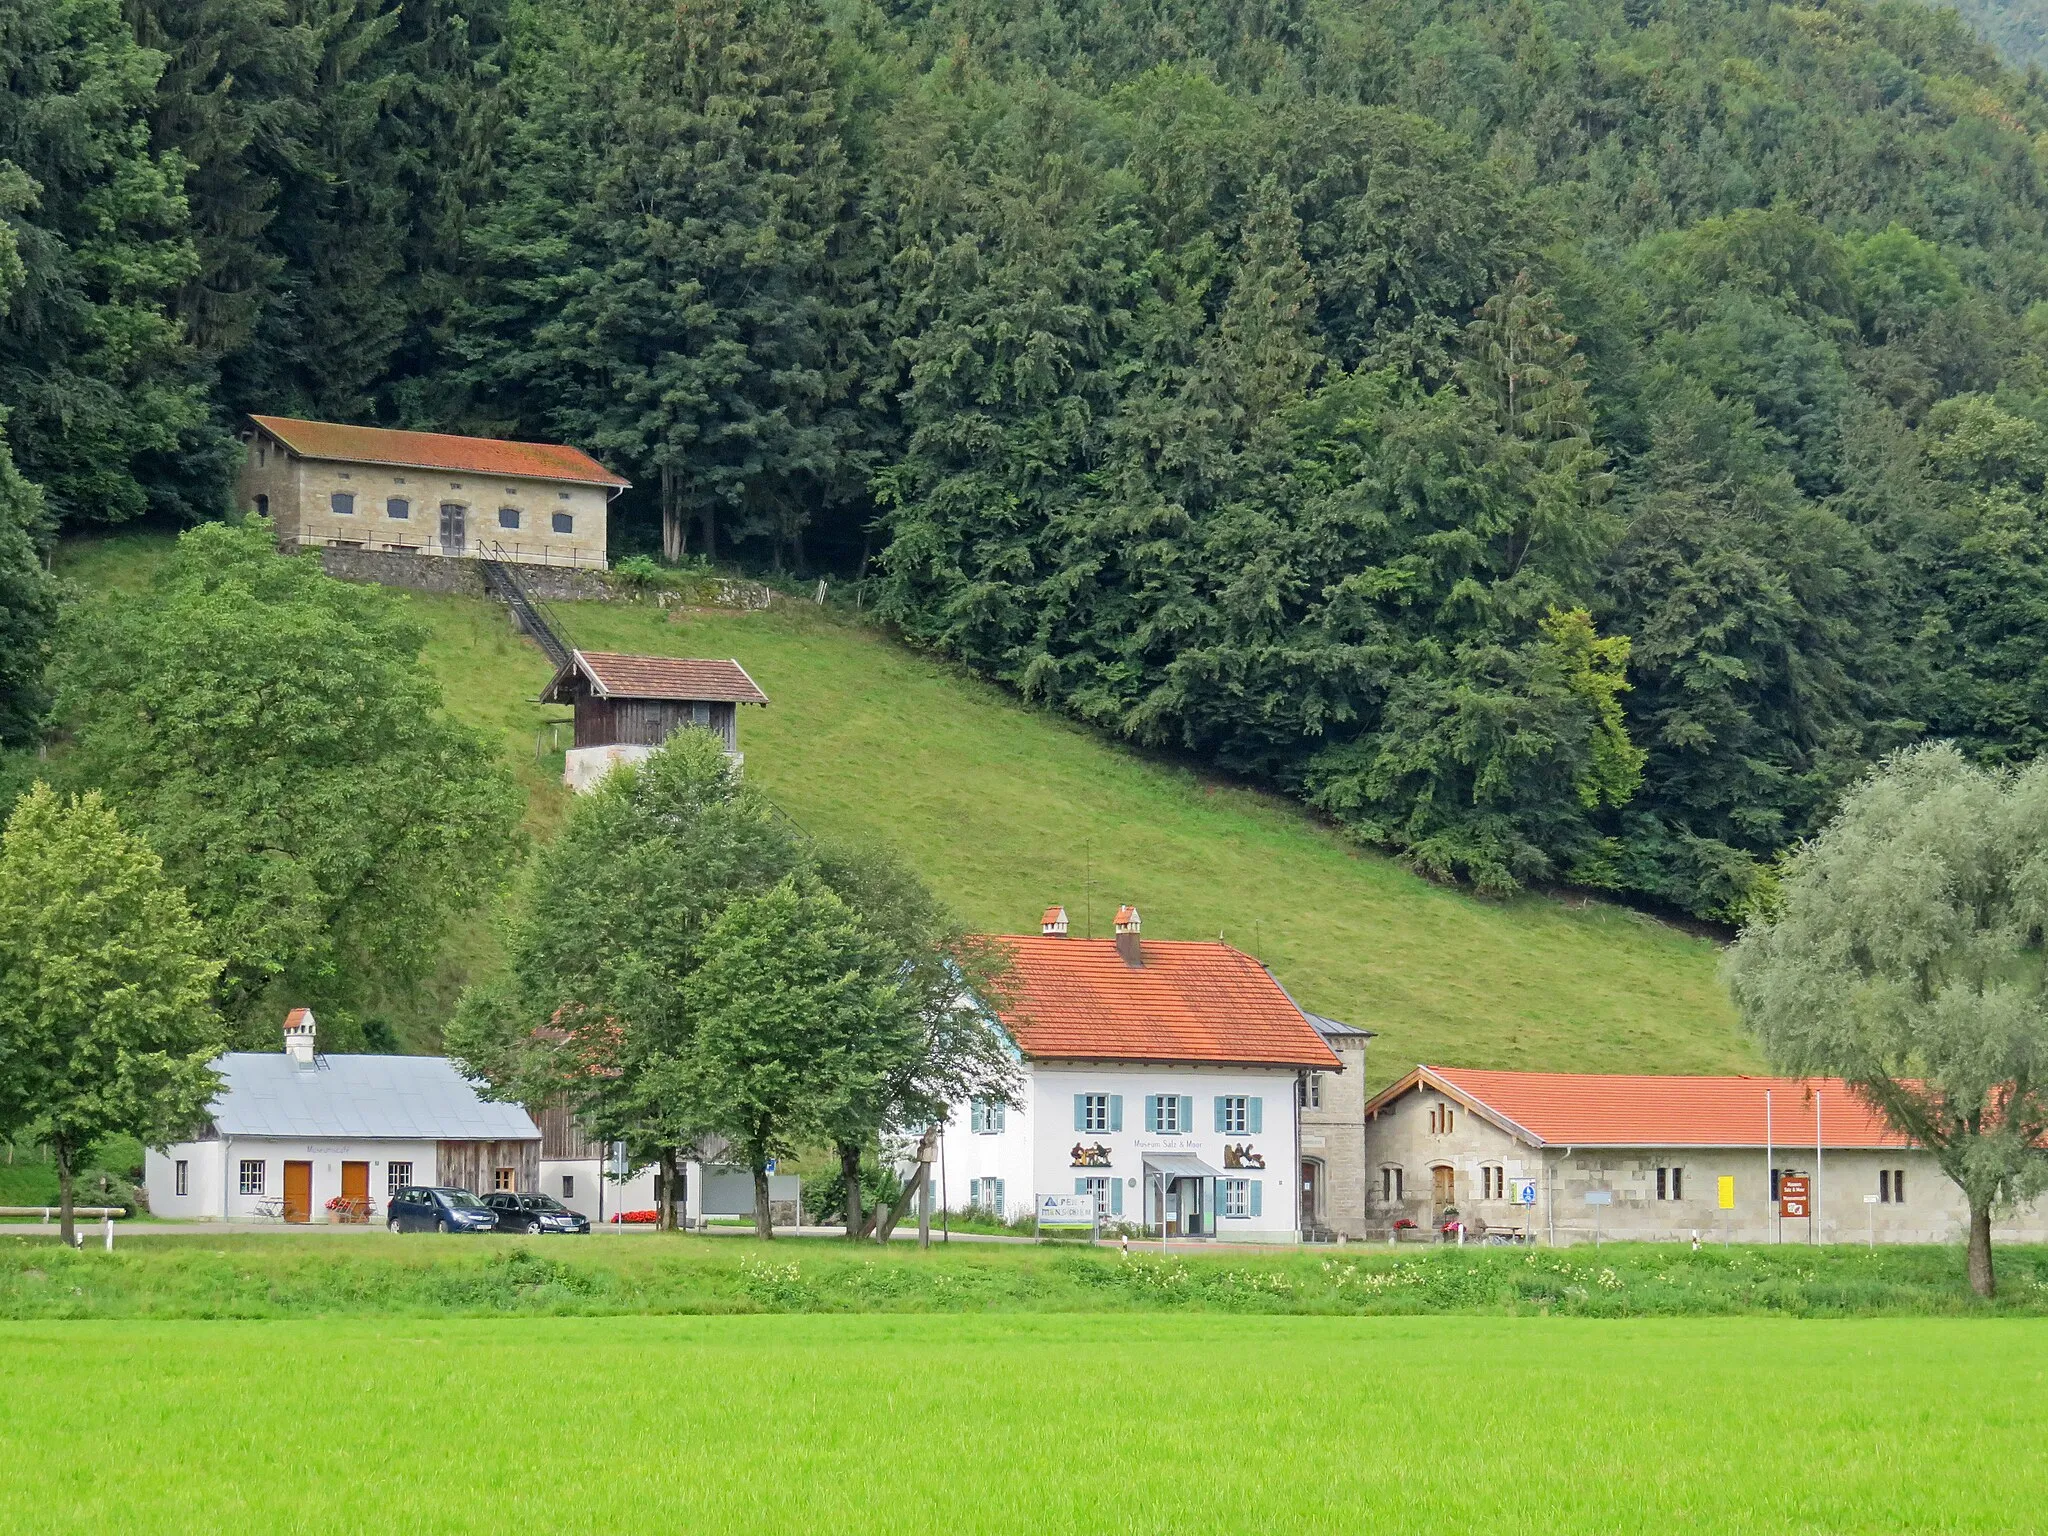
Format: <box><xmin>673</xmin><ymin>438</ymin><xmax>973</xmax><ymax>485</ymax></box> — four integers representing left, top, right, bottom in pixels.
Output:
<box><xmin>144</xmin><ymin>1009</ymin><xmax>540</xmax><ymax>1223</ymax></box>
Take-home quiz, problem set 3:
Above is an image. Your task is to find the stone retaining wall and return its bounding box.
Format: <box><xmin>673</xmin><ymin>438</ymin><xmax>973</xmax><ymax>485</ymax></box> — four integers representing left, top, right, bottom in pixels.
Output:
<box><xmin>316</xmin><ymin>545</ymin><xmax>612</xmax><ymax>601</ymax></box>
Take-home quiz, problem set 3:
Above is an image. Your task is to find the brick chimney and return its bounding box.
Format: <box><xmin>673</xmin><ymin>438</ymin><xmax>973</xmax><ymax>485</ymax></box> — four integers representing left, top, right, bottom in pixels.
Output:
<box><xmin>1041</xmin><ymin>905</ymin><xmax>1069</xmax><ymax>937</ymax></box>
<box><xmin>1113</xmin><ymin>905</ymin><xmax>1142</xmax><ymax>967</ymax></box>
<box><xmin>284</xmin><ymin>1007</ymin><xmax>317</xmax><ymax>1068</ymax></box>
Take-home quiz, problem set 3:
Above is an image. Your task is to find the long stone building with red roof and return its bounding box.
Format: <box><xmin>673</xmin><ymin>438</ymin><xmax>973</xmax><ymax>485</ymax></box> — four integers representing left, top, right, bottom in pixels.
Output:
<box><xmin>939</xmin><ymin>904</ymin><xmax>1350</xmax><ymax>1242</ymax></box>
<box><xmin>1361</xmin><ymin>1064</ymin><xmax>2048</xmax><ymax>1245</ymax></box>
<box><xmin>238</xmin><ymin>414</ymin><xmax>629</xmax><ymax>571</ymax></box>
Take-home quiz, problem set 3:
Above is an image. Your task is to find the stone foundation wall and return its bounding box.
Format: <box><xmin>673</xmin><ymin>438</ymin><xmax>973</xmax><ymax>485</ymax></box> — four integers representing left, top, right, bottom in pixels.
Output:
<box><xmin>317</xmin><ymin>545</ymin><xmax>489</xmax><ymax>595</ymax></box>
<box><xmin>316</xmin><ymin>544</ymin><xmax>614</xmax><ymax>601</ymax></box>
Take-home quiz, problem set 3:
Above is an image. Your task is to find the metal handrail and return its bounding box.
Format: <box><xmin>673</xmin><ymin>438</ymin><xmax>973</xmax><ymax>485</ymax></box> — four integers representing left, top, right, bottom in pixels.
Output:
<box><xmin>296</xmin><ymin>531</ymin><xmax>609</xmax><ymax>570</ymax></box>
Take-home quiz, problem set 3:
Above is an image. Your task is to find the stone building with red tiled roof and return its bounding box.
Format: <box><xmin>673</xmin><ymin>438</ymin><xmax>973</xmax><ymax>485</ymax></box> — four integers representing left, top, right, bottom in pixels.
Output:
<box><xmin>238</xmin><ymin>415</ymin><xmax>628</xmax><ymax>572</ymax></box>
<box><xmin>1359</xmin><ymin>1065</ymin><xmax>2048</xmax><ymax>1246</ymax></box>
<box><xmin>938</xmin><ymin>904</ymin><xmax>1357</xmax><ymax>1243</ymax></box>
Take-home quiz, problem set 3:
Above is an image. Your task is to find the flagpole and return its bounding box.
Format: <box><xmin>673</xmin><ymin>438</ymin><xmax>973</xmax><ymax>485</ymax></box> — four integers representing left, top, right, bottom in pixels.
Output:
<box><xmin>1765</xmin><ymin>1089</ymin><xmax>1774</xmax><ymax>1245</ymax></box>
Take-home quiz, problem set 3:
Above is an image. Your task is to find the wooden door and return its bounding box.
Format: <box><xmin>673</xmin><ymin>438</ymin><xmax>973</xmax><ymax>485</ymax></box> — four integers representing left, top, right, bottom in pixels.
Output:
<box><xmin>440</xmin><ymin>502</ymin><xmax>466</xmax><ymax>554</ymax></box>
<box><xmin>1300</xmin><ymin>1160</ymin><xmax>1322</xmax><ymax>1224</ymax></box>
<box><xmin>341</xmin><ymin>1160</ymin><xmax>369</xmax><ymax>1219</ymax></box>
<box><xmin>1432</xmin><ymin>1165</ymin><xmax>1456</xmax><ymax>1212</ymax></box>
<box><xmin>283</xmin><ymin>1160</ymin><xmax>313</xmax><ymax>1224</ymax></box>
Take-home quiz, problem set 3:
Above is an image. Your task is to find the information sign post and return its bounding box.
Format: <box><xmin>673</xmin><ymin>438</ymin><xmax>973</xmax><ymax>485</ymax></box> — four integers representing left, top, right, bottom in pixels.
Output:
<box><xmin>1779</xmin><ymin>1173</ymin><xmax>1811</xmax><ymax>1245</ymax></box>
<box><xmin>1717</xmin><ymin>1175</ymin><xmax>1735</xmax><ymax>1245</ymax></box>
<box><xmin>1583</xmin><ymin>1189</ymin><xmax>1612</xmax><ymax>1248</ymax></box>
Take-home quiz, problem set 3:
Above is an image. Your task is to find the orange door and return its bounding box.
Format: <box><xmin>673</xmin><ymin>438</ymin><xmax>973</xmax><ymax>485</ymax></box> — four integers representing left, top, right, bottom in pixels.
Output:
<box><xmin>283</xmin><ymin>1161</ymin><xmax>313</xmax><ymax>1223</ymax></box>
<box><xmin>341</xmin><ymin>1161</ymin><xmax>369</xmax><ymax>1217</ymax></box>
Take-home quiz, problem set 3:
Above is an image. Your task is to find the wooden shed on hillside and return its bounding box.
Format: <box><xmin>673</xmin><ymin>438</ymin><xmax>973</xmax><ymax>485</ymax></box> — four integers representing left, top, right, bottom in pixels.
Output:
<box><xmin>540</xmin><ymin>650</ymin><xmax>769</xmax><ymax>754</ymax></box>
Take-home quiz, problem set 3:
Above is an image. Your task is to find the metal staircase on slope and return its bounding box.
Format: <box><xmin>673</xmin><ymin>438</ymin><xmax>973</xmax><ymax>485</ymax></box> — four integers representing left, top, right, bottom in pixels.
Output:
<box><xmin>480</xmin><ymin>553</ymin><xmax>572</xmax><ymax>671</ymax></box>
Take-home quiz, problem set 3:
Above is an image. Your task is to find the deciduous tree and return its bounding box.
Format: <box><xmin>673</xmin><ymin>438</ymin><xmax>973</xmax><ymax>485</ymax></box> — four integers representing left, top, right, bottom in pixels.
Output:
<box><xmin>0</xmin><ymin>784</ymin><xmax>222</xmax><ymax>1246</ymax></box>
<box><xmin>1726</xmin><ymin>744</ymin><xmax>2048</xmax><ymax>1297</ymax></box>
<box><xmin>55</xmin><ymin>521</ymin><xmax>522</xmax><ymax>1041</ymax></box>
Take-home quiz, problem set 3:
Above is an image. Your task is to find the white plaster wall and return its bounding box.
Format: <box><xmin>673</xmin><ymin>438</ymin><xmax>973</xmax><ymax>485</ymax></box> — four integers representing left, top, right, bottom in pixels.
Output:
<box><xmin>539</xmin><ymin>1158</ymin><xmax>656</xmax><ymax>1223</ymax></box>
<box><xmin>942</xmin><ymin>1062</ymin><xmax>1302</xmax><ymax>1240</ymax></box>
<box><xmin>150</xmin><ymin>1138</ymin><xmax>444</xmax><ymax>1221</ymax></box>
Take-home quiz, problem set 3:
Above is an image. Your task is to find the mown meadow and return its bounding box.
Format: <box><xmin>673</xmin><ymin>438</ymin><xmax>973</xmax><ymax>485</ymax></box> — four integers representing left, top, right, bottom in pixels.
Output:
<box><xmin>4</xmin><ymin>1311</ymin><xmax>2042</xmax><ymax>1534</ymax></box>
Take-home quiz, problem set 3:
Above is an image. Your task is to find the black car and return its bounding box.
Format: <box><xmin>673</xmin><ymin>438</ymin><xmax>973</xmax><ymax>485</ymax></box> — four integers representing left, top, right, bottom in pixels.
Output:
<box><xmin>483</xmin><ymin>1192</ymin><xmax>591</xmax><ymax>1234</ymax></box>
<box><xmin>386</xmin><ymin>1186</ymin><xmax>499</xmax><ymax>1233</ymax></box>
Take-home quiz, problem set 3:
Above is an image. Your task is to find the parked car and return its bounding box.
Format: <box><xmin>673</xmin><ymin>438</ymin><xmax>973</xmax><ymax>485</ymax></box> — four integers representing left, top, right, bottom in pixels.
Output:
<box><xmin>483</xmin><ymin>1192</ymin><xmax>591</xmax><ymax>1234</ymax></box>
<box><xmin>386</xmin><ymin>1186</ymin><xmax>499</xmax><ymax>1233</ymax></box>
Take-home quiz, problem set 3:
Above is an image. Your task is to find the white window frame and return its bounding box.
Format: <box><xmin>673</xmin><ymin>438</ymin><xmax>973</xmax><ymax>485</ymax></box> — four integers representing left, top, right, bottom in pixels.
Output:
<box><xmin>1156</xmin><ymin>1096</ymin><xmax>1180</xmax><ymax>1134</ymax></box>
<box><xmin>387</xmin><ymin>1161</ymin><xmax>413</xmax><ymax>1197</ymax></box>
<box><xmin>1299</xmin><ymin>1074</ymin><xmax>1322</xmax><ymax>1110</ymax></box>
<box><xmin>1082</xmin><ymin>1094</ymin><xmax>1110</xmax><ymax>1134</ymax></box>
<box><xmin>174</xmin><ymin>1160</ymin><xmax>189</xmax><ymax>1197</ymax></box>
<box><xmin>969</xmin><ymin>1100</ymin><xmax>1006</xmax><ymax>1135</ymax></box>
<box><xmin>1082</xmin><ymin>1176</ymin><xmax>1111</xmax><ymax>1219</ymax></box>
<box><xmin>238</xmin><ymin>1159</ymin><xmax>265</xmax><ymax>1196</ymax></box>
<box><xmin>1220</xmin><ymin>1095</ymin><xmax>1247</xmax><ymax>1135</ymax></box>
<box><xmin>1380</xmin><ymin>1166</ymin><xmax>1403</xmax><ymax>1202</ymax></box>
<box><xmin>1481</xmin><ymin>1164</ymin><xmax>1504</xmax><ymax>1200</ymax></box>
<box><xmin>1222</xmin><ymin>1178</ymin><xmax>1249</xmax><ymax>1219</ymax></box>
<box><xmin>971</xmin><ymin>1177</ymin><xmax>1006</xmax><ymax>1215</ymax></box>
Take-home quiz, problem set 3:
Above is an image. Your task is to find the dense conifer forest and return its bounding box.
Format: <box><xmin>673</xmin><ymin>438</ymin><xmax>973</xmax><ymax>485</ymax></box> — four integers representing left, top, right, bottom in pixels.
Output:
<box><xmin>8</xmin><ymin>0</ymin><xmax>2048</xmax><ymax>922</ymax></box>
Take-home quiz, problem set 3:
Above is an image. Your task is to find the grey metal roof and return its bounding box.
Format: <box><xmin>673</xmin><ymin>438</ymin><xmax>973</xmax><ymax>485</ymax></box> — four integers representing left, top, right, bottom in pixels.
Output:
<box><xmin>207</xmin><ymin>1053</ymin><xmax>540</xmax><ymax>1141</ymax></box>
<box><xmin>1305</xmin><ymin>1011</ymin><xmax>1375</xmax><ymax>1039</ymax></box>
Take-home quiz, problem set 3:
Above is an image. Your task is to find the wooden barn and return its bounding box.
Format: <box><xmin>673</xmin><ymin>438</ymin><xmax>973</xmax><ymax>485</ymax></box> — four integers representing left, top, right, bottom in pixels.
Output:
<box><xmin>540</xmin><ymin>650</ymin><xmax>769</xmax><ymax>791</ymax></box>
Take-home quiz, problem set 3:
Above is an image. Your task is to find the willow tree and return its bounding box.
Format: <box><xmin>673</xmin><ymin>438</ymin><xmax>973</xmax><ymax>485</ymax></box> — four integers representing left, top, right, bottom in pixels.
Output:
<box><xmin>1725</xmin><ymin>743</ymin><xmax>2048</xmax><ymax>1297</ymax></box>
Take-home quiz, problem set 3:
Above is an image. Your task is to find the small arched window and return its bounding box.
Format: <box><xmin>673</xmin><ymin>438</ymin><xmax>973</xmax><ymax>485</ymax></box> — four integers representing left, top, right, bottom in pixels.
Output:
<box><xmin>331</xmin><ymin>491</ymin><xmax>355</xmax><ymax>516</ymax></box>
<box><xmin>254</xmin><ymin>493</ymin><xmax>269</xmax><ymax>517</ymax></box>
<box><xmin>387</xmin><ymin>497</ymin><xmax>410</xmax><ymax>521</ymax></box>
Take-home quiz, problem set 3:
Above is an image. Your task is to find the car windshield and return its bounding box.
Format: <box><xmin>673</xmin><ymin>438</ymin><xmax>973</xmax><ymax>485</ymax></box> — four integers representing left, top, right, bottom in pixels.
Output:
<box><xmin>526</xmin><ymin>1196</ymin><xmax>566</xmax><ymax>1212</ymax></box>
<box><xmin>438</xmin><ymin>1190</ymin><xmax>488</xmax><ymax>1210</ymax></box>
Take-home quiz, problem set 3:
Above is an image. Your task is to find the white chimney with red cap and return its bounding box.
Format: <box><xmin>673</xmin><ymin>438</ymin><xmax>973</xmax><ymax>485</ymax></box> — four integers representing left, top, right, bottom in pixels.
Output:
<box><xmin>283</xmin><ymin>1007</ymin><xmax>317</xmax><ymax>1068</ymax></box>
<box><xmin>1041</xmin><ymin>905</ymin><xmax>1069</xmax><ymax>937</ymax></box>
<box><xmin>1114</xmin><ymin>905</ymin><xmax>1142</xmax><ymax>967</ymax></box>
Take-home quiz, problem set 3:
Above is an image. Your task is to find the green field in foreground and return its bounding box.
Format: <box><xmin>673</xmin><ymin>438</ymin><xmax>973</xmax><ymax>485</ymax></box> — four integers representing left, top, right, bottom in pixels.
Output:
<box><xmin>54</xmin><ymin>534</ymin><xmax>1749</xmax><ymax>1081</ymax></box>
<box><xmin>3</xmin><ymin>1313</ymin><xmax>2041</xmax><ymax>1534</ymax></box>
<box><xmin>7</xmin><ymin>1232</ymin><xmax>2047</xmax><ymax>1319</ymax></box>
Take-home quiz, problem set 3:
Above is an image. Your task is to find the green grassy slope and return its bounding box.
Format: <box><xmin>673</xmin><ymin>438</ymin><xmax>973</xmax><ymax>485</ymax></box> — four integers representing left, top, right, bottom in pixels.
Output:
<box><xmin>56</xmin><ymin>534</ymin><xmax>1752</xmax><ymax>1082</ymax></box>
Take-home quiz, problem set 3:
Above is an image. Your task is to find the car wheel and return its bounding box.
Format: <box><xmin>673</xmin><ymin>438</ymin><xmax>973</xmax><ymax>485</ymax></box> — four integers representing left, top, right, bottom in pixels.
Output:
<box><xmin>387</xmin><ymin>1216</ymin><xmax>401</xmax><ymax>1233</ymax></box>
<box><xmin>436</xmin><ymin>1217</ymin><xmax>450</xmax><ymax>1234</ymax></box>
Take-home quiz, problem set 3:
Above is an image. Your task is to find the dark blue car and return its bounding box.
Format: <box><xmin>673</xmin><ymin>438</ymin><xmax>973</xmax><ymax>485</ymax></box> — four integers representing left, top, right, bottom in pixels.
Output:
<box><xmin>483</xmin><ymin>1191</ymin><xmax>591</xmax><ymax>1234</ymax></box>
<box><xmin>386</xmin><ymin>1186</ymin><xmax>498</xmax><ymax>1233</ymax></box>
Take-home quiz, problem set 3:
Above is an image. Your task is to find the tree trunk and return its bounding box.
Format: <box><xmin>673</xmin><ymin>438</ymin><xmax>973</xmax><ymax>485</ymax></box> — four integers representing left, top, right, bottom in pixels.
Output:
<box><xmin>658</xmin><ymin>1147</ymin><xmax>680</xmax><ymax>1232</ymax></box>
<box><xmin>1968</xmin><ymin>1199</ymin><xmax>1996</xmax><ymax>1299</ymax></box>
<box><xmin>55</xmin><ymin>1137</ymin><xmax>77</xmax><ymax>1249</ymax></box>
<box><xmin>661</xmin><ymin>464</ymin><xmax>685</xmax><ymax>563</ymax></box>
<box><xmin>752</xmin><ymin>1156</ymin><xmax>773</xmax><ymax>1240</ymax></box>
<box><xmin>839</xmin><ymin>1141</ymin><xmax>864</xmax><ymax>1240</ymax></box>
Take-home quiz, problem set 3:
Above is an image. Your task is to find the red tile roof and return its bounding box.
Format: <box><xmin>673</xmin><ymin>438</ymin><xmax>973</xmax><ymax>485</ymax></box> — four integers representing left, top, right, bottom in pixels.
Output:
<box><xmin>544</xmin><ymin>651</ymin><xmax>768</xmax><ymax>704</ymax></box>
<box><xmin>985</xmin><ymin>936</ymin><xmax>1341</xmax><ymax>1069</ymax></box>
<box><xmin>250</xmin><ymin>415</ymin><xmax>629</xmax><ymax>487</ymax></box>
<box><xmin>1367</xmin><ymin>1066</ymin><xmax>1907</xmax><ymax>1149</ymax></box>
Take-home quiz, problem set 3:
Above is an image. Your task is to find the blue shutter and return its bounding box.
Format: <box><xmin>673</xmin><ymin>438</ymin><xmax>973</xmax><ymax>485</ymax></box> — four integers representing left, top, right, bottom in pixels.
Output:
<box><xmin>1179</xmin><ymin>1096</ymin><xmax>1194</xmax><ymax>1135</ymax></box>
<box><xmin>993</xmin><ymin>1179</ymin><xmax>1004</xmax><ymax>1216</ymax></box>
<box><xmin>1214</xmin><ymin>1096</ymin><xmax>1226</xmax><ymax>1133</ymax></box>
<box><xmin>994</xmin><ymin>1104</ymin><xmax>1006</xmax><ymax>1134</ymax></box>
<box><xmin>1109</xmin><ymin>1095</ymin><xmax>1123</xmax><ymax>1132</ymax></box>
<box><xmin>1074</xmin><ymin>1094</ymin><xmax>1086</xmax><ymax>1132</ymax></box>
<box><xmin>1076</xmin><ymin>1177</ymin><xmax>1088</xmax><ymax>1196</ymax></box>
<box><xmin>1250</xmin><ymin>1181</ymin><xmax>1263</xmax><ymax>1219</ymax></box>
<box><xmin>1145</xmin><ymin>1095</ymin><xmax>1159</xmax><ymax>1133</ymax></box>
<box><xmin>1248</xmin><ymin>1097</ymin><xmax>1263</xmax><ymax>1134</ymax></box>
<box><xmin>1111</xmin><ymin>1178</ymin><xmax>1123</xmax><ymax>1216</ymax></box>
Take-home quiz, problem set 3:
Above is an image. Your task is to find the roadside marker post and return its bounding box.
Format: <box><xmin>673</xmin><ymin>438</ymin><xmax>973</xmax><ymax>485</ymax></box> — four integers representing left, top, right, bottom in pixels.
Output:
<box><xmin>1864</xmin><ymin>1192</ymin><xmax>1878</xmax><ymax>1248</ymax></box>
